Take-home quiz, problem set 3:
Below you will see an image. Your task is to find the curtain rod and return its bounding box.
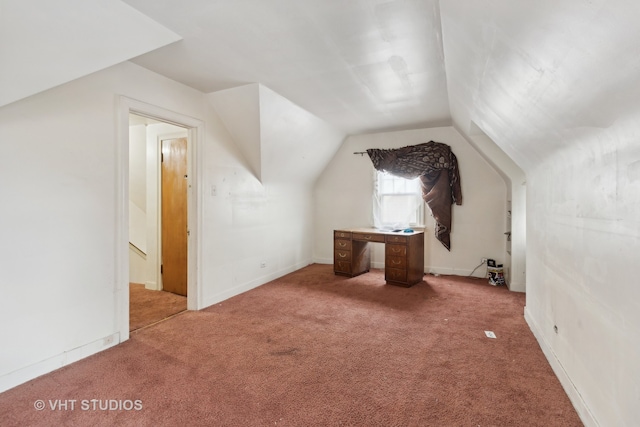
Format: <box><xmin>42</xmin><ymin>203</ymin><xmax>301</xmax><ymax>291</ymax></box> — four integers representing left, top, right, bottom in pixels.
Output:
<box><xmin>353</xmin><ymin>151</ymin><xmax>367</xmax><ymax>156</ymax></box>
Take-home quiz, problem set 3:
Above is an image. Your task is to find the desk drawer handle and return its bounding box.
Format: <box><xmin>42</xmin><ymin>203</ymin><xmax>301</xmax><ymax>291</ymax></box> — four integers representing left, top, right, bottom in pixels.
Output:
<box><xmin>391</xmin><ymin>248</ymin><xmax>401</xmax><ymax>253</ymax></box>
<box><xmin>339</xmin><ymin>253</ymin><xmax>347</xmax><ymax>258</ymax></box>
<box><xmin>392</xmin><ymin>260</ymin><xmax>402</xmax><ymax>265</ymax></box>
<box><xmin>364</xmin><ymin>235</ymin><xmax>371</xmax><ymax>240</ymax></box>
<box><xmin>338</xmin><ymin>242</ymin><xmax>346</xmax><ymax>247</ymax></box>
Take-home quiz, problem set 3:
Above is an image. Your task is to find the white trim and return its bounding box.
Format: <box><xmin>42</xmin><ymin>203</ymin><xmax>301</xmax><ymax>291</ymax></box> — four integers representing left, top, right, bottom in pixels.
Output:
<box><xmin>202</xmin><ymin>260</ymin><xmax>311</xmax><ymax>308</ymax></box>
<box><xmin>524</xmin><ymin>307</ymin><xmax>598</xmax><ymax>427</ymax></box>
<box><xmin>425</xmin><ymin>266</ymin><xmax>483</xmax><ymax>277</ymax></box>
<box><xmin>0</xmin><ymin>333</ymin><xmax>119</xmax><ymax>393</ymax></box>
<box><xmin>373</xmin><ymin>169</ymin><xmax>425</xmax><ymax>229</ymax></box>
<box><xmin>145</xmin><ymin>280</ymin><xmax>159</xmax><ymax>291</ymax></box>
<box><xmin>117</xmin><ymin>96</ymin><xmax>205</xmax><ymax>345</ymax></box>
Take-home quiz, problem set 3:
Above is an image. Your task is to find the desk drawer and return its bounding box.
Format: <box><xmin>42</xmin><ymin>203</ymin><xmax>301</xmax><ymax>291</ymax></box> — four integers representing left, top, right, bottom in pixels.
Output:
<box><xmin>334</xmin><ymin>250</ymin><xmax>351</xmax><ymax>262</ymax></box>
<box><xmin>386</xmin><ymin>256</ymin><xmax>407</xmax><ymax>269</ymax></box>
<box><xmin>334</xmin><ymin>231</ymin><xmax>352</xmax><ymax>239</ymax></box>
<box><xmin>334</xmin><ymin>239</ymin><xmax>352</xmax><ymax>250</ymax></box>
<box><xmin>334</xmin><ymin>260</ymin><xmax>352</xmax><ymax>274</ymax></box>
<box><xmin>352</xmin><ymin>232</ymin><xmax>385</xmax><ymax>243</ymax></box>
<box><xmin>386</xmin><ymin>234</ymin><xmax>408</xmax><ymax>244</ymax></box>
<box><xmin>386</xmin><ymin>244</ymin><xmax>407</xmax><ymax>257</ymax></box>
<box><xmin>386</xmin><ymin>268</ymin><xmax>407</xmax><ymax>283</ymax></box>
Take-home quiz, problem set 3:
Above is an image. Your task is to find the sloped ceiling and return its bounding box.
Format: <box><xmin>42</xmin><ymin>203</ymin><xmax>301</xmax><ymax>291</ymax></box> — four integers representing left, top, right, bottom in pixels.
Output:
<box><xmin>206</xmin><ymin>84</ymin><xmax>263</xmax><ymax>179</ymax></box>
<box><xmin>257</xmin><ymin>85</ymin><xmax>346</xmax><ymax>184</ymax></box>
<box><xmin>207</xmin><ymin>84</ymin><xmax>346</xmax><ymax>184</ymax></box>
<box><xmin>440</xmin><ymin>0</ymin><xmax>640</xmax><ymax>172</ymax></box>
<box><xmin>124</xmin><ymin>0</ymin><xmax>451</xmax><ymax>135</ymax></box>
<box><xmin>5</xmin><ymin>0</ymin><xmax>638</xmax><ymax>175</ymax></box>
<box><xmin>0</xmin><ymin>0</ymin><xmax>181</xmax><ymax>108</ymax></box>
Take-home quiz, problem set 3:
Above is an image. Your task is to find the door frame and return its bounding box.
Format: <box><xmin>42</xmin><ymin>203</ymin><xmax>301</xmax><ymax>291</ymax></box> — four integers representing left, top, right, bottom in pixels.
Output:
<box><xmin>116</xmin><ymin>96</ymin><xmax>204</xmax><ymax>342</ymax></box>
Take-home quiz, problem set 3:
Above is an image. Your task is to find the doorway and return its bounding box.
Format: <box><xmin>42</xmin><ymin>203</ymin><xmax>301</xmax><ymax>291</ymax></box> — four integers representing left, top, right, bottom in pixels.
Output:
<box><xmin>118</xmin><ymin>97</ymin><xmax>203</xmax><ymax>342</ymax></box>
<box><xmin>127</xmin><ymin>114</ymin><xmax>188</xmax><ymax>331</ymax></box>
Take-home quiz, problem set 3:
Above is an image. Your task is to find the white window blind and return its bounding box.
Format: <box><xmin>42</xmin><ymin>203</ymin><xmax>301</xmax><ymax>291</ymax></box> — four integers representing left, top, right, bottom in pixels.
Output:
<box><xmin>373</xmin><ymin>170</ymin><xmax>424</xmax><ymax>229</ymax></box>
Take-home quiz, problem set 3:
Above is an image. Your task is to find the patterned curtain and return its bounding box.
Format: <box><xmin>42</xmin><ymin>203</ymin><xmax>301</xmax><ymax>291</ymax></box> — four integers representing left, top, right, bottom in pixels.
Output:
<box><xmin>367</xmin><ymin>141</ymin><xmax>462</xmax><ymax>250</ymax></box>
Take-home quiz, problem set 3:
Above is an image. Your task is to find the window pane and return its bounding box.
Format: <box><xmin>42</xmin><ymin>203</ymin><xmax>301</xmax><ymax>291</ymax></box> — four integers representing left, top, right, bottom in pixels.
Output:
<box><xmin>374</xmin><ymin>171</ymin><xmax>423</xmax><ymax>228</ymax></box>
<box><xmin>392</xmin><ymin>178</ymin><xmax>400</xmax><ymax>193</ymax></box>
<box><xmin>410</xmin><ymin>178</ymin><xmax>420</xmax><ymax>193</ymax></box>
<box><xmin>381</xmin><ymin>195</ymin><xmax>418</xmax><ymax>224</ymax></box>
<box><xmin>378</xmin><ymin>172</ymin><xmax>420</xmax><ymax>194</ymax></box>
<box><xmin>381</xmin><ymin>176</ymin><xmax>394</xmax><ymax>193</ymax></box>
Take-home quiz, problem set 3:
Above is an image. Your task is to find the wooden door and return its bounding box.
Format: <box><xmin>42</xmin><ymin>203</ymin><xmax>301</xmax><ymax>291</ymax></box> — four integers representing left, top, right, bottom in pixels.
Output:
<box><xmin>161</xmin><ymin>137</ymin><xmax>188</xmax><ymax>296</ymax></box>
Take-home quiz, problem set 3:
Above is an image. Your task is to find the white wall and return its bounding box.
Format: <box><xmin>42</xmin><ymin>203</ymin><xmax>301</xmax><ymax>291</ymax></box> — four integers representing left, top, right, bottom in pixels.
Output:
<box><xmin>128</xmin><ymin>123</ymin><xmax>147</xmax><ymax>284</ymax></box>
<box><xmin>128</xmin><ymin>245</ymin><xmax>146</xmax><ymax>285</ymax></box>
<box><xmin>128</xmin><ymin>201</ymin><xmax>147</xmax><ymax>254</ymax></box>
<box><xmin>129</xmin><ymin>124</ymin><xmax>147</xmax><ymax>213</ymax></box>
<box><xmin>439</xmin><ymin>1</ymin><xmax>640</xmax><ymax>424</ymax></box>
<box><xmin>198</xmin><ymin>115</ymin><xmax>313</xmax><ymax>307</ymax></box>
<box><xmin>459</xmin><ymin>129</ymin><xmax>527</xmax><ymax>292</ymax></box>
<box><xmin>314</xmin><ymin>127</ymin><xmax>507</xmax><ymax>277</ymax></box>
<box><xmin>525</xmin><ymin>123</ymin><xmax>640</xmax><ymax>426</ymax></box>
<box><xmin>206</xmin><ymin>84</ymin><xmax>345</xmax><ymax>185</ymax></box>
<box><xmin>0</xmin><ymin>61</ymin><xmax>322</xmax><ymax>392</ymax></box>
<box><xmin>258</xmin><ymin>85</ymin><xmax>346</xmax><ymax>185</ymax></box>
<box><xmin>1</xmin><ymin>71</ymin><xmax>124</xmax><ymax>391</ymax></box>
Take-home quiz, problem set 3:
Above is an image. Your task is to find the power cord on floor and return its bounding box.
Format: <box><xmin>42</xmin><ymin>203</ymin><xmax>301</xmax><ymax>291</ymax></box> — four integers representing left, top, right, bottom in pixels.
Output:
<box><xmin>468</xmin><ymin>260</ymin><xmax>487</xmax><ymax>277</ymax></box>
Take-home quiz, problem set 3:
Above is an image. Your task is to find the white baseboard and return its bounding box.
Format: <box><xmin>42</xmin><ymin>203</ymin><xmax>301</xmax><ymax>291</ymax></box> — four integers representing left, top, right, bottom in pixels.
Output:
<box><xmin>524</xmin><ymin>307</ymin><xmax>598</xmax><ymax>427</ymax></box>
<box><xmin>507</xmin><ymin>280</ymin><xmax>526</xmax><ymax>293</ymax></box>
<box><xmin>145</xmin><ymin>281</ymin><xmax>159</xmax><ymax>291</ymax></box>
<box><xmin>427</xmin><ymin>266</ymin><xmax>483</xmax><ymax>277</ymax></box>
<box><xmin>201</xmin><ymin>260</ymin><xmax>312</xmax><ymax>309</ymax></box>
<box><xmin>0</xmin><ymin>332</ymin><xmax>120</xmax><ymax>393</ymax></box>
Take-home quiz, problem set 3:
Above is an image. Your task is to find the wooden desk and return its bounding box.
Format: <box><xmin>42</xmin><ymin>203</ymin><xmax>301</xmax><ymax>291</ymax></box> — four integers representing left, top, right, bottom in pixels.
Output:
<box><xmin>334</xmin><ymin>228</ymin><xmax>425</xmax><ymax>287</ymax></box>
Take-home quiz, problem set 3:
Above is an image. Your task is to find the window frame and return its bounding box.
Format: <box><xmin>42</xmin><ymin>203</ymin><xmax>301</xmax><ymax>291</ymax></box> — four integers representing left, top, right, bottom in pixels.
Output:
<box><xmin>373</xmin><ymin>169</ymin><xmax>425</xmax><ymax>229</ymax></box>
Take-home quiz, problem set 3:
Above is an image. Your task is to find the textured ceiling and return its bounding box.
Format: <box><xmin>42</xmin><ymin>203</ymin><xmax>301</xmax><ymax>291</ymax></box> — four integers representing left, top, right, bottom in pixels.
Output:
<box><xmin>124</xmin><ymin>0</ymin><xmax>451</xmax><ymax>135</ymax></box>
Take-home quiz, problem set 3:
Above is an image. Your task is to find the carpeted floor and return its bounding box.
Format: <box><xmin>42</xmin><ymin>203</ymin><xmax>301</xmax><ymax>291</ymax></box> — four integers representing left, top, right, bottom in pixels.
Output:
<box><xmin>0</xmin><ymin>264</ymin><xmax>582</xmax><ymax>426</ymax></box>
<box><xmin>129</xmin><ymin>283</ymin><xmax>187</xmax><ymax>332</ymax></box>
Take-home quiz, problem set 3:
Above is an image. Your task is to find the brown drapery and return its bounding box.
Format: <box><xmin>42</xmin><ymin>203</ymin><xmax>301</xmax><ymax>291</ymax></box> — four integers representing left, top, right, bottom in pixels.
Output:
<box><xmin>367</xmin><ymin>141</ymin><xmax>462</xmax><ymax>251</ymax></box>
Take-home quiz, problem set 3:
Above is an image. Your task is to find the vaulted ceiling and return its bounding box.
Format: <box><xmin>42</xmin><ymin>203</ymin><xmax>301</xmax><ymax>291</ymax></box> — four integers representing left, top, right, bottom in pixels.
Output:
<box><xmin>0</xmin><ymin>0</ymin><xmax>180</xmax><ymax>107</ymax></box>
<box><xmin>125</xmin><ymin>0</ymin><xmax>451</xmax><ymax>135</ymax></box>
<box><xmin>4</xmin><ymin>0</ymin><xmax>639</xmax><ymax>173</ymax></box>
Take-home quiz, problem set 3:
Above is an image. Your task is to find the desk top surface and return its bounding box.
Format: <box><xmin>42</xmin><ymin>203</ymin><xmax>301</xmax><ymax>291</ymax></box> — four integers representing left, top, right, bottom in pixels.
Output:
<box><xmin>336</xmin><ymin>227</ymin><xmax>424</xmax><ymax>236</ymax></box>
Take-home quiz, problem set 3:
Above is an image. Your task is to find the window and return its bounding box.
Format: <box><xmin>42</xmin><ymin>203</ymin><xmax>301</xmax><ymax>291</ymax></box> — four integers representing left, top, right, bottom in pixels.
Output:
<box><xmin>373</xmin><ymin>170</ymin><xmax>424</xmax><ymax>229</ymax></box>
